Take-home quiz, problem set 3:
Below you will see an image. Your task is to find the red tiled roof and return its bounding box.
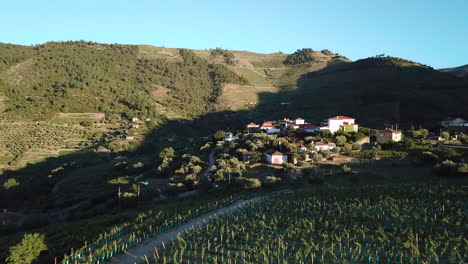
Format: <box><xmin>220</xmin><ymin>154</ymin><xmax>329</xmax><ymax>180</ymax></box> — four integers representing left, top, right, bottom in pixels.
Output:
<box><xmin>242</xmin><ymin>151</ymin><xmax>255</xmax><ymax>155</ymax></box>
<box><xmin>315</xmin><ymin>140</ymin><xmax>334</xmax><ymax>146</ymax></box>
<box><xmin>295</xmin><ymin>118</ymin><xmax>304</xmax><ymax>120</ymax></box>
<box><xmin>297</xmin><ymin>144</ymin><xmax>308</xmax><ymax>149</ymax></box>
<box><xmin>260</xmin><ymin>121</ymin><xmax>275</xmax><ymax>128</ymax></box>
<box><xmin>329</xmin><ymin>116</ymin><xmax>355</xmax><ymax>120</ymax></box>
<box><xmin>264</xmin><ymin>149</ymin><xmax>284</xmax><ymax>156</ymax></box>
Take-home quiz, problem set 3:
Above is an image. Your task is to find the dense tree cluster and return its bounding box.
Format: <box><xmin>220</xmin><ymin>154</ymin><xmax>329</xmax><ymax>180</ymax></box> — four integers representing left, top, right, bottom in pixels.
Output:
<box><xmin>284</xmin><ymin>48</ymin><xmax>318</xmax><ymax>65</ymax></box>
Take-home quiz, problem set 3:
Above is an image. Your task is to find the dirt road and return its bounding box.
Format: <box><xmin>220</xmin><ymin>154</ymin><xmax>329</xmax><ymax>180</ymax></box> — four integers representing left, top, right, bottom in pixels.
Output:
<box><xmin>108</xmin><ymin>196</ymin><xmax>266</xmax><ymax>264</ymax></box>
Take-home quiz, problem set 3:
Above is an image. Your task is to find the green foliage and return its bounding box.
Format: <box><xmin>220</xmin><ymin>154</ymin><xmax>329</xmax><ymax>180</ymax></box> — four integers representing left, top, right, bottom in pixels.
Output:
<box><xmin>320</xmin><ymin>49</ymin><xmax>334</xmax><ymax>56</ymax></box>
<box><xmin>158</xmin><ymin>185</ymin><xmax>465</xmax><ymax>263</ymax></box>
<box><xmin>342</xmin><ymin>165</ymin><xmax>352</xmax><ymax>173</ymax></box>
<box><xmin>351</xmin><ymin>143</ymin><xmax>362</xmax><ymax>151</ymax></box>
<box><xmin>79</xmin><ymin>120</ymin><xmax>93</xmax><ymax>127</ymax></box>
<box><xmin>210</xmin><ymin>48</ymin><xmax>235</xmax><ymax>65</ymax></box>
<box><xmin>6</xmin><ymin>233</ymin><xmax>47</xmax><ymax>264</ymax></box>
<box><xmin>235</xmin><ymin>177</ymin><xmax>261</xmax><ymax>189</ymax></box>
<box><xmin>284</xmin><ymin>48</ymin><xmax>317</xmax><ymax>65</ymax></box>
<box><xmin>0</xmin><ymin>42</ymin><xmax>247</xmax><ymax>121</ymax></box>
<box><xmin>433</xmin><ymin>160</ymin><xmax>458</xmax><ymax>176</ymax></box>
<box><xmin>440</xmin><ymin>131</ymin><xmax>450</xmax><ymax>140</ymax></box>
<box><xmin>335</xmin><ymin>135</ymin><xmax>347</xmax><ymax>146</ymax></box>
<box><xmin>3</xmin><ymin>178</ymin><xmax>20</xmax><ymax>190</ymax></box>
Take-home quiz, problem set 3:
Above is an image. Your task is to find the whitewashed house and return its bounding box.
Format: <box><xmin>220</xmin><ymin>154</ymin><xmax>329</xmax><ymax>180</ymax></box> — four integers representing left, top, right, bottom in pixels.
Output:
<box><xmin>314</xmin><ymin>140</ymin><xmax>336</xmax><ymax>151</ymax></box>
<box><xmin>260</xmin><ymin>121</ymin><xmax>281</xmax><ymax>134</ymax></box>
<box><xmin>264</xmin><ymin>150</ymin><xmax>288</xmax><ymax>165</ymax></box>
<box><xmin>327</xmin><ymin>116</ymin><xmax>358</xmax><ymax>133</ymax></box>
<box><xmin>294</xmin><ymin>118</ymin><xmax>305</xmax><ymax>125</ymax></box>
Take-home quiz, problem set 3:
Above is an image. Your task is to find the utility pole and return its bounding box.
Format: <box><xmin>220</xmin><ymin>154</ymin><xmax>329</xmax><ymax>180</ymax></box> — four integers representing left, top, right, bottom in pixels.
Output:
<box><xmin>117</xmin><ymin>187</ymin><xmax>122</xmax><ymax>213</ymax></box>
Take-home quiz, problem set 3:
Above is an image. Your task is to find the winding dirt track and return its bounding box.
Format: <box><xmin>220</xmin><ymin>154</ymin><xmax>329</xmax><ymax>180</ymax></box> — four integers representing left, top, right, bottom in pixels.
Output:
<box><xmin>108</xmin><ymin>196</ymin><xmax>266</xmax><ymax>264</ymax></box>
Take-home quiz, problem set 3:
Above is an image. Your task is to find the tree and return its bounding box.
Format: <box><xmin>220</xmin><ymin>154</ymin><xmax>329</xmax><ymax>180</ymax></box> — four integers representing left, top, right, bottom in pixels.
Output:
<box><xmin>159</xmin><ymin>147</ymin><xmax>175</xmax><ymax>160</ymax></box>
<box><xmin>440</xmin><ymin>131</ymin><xmax>450</xmax><ymax>140</ymax></box>
<box><xmin>7</xmin><ymin>233</ymin><xmax>47</xmax><ymax>264</ymax></box>
<box><xmin>335</xmin><ymin>136</ymin><xmax>347</xmax><ymax>146</ymax></box>
<box><xmin>352</xmin><ymin>143</ymin><xmax>362</xmax><ymax>151</ymax></box>
<box><xmin>213</xmin><ymin>130</ymin><xmax>226</xmax><ymax>140</ymax></box>
<box><xmin>342</xmin><ymin>144</ymin><xmax>353</xmax><ymax>155</ymax></box>
<box><xmin>3</xmin><ymin>178</ymin><xmax>20</xmax><ymax>190</ymax></box>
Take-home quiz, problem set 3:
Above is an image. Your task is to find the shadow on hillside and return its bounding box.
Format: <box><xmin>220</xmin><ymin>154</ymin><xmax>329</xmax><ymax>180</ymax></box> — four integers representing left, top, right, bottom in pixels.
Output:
<box><xmin>4</xmin><ymin>57</ymin><xmax>468</xmax><ymax>212</ymax></box>
<box><xmin>0</xmin><ymin>90</ymin><xmax>310</xmax><ymax>214</ymax></box>
<box><xmin>3</xmin><ymin>62</ymin><xmax>468</xmax><ymax>214</ymax></box>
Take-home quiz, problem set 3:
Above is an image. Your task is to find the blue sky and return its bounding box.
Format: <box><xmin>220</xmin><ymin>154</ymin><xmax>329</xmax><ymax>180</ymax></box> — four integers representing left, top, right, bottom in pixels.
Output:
<box><xmin>1</xmin><ymin>0</ymin><xmax>467</xmax><ymax>68</ymax></box>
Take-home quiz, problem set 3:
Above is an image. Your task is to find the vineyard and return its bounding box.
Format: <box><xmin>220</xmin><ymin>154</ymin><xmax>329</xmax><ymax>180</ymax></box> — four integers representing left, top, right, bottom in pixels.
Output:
<box><xmin>142</xmin><ymin>184</ymin><xmax>466</xmax><ymax>264</ymax></box>
<box><xmin>61</xmin><ymin>196</ymin><xmax>239</xmax><ymax>264</ymax></box>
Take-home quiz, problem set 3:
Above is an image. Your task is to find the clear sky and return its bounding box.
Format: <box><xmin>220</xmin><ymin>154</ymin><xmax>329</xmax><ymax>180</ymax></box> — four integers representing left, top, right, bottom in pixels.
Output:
<box><xmin>1</xmin><ymin>0</ymin><xmax>467</xmax><ymax>68</ymax></box>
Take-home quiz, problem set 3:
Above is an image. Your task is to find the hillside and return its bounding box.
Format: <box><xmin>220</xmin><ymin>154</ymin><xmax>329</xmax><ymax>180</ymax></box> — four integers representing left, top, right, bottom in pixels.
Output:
<box><xmin>291</xmin><ymin>56</ymin><xmax>468</xmax><ymax>126</ymax></box>
<box><xmin>1</xmin><ymin>42</ymin><xmax>467</xmax><ymax>172</ymax></box>
<box><xmin>439</xmin><ymin>64</ymin><xmax>468</xmax><ymax>80</ymax></box>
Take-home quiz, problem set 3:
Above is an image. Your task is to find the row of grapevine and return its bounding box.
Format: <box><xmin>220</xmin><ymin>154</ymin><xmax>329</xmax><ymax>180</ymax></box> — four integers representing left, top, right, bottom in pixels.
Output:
<box><xmin>62</xmin><ymin>196</ymin><xmax>239</xmax><ymax>264</ymax></box>
<box><xmin>147</xmin><ymin>184</ymin><xmax>466</xmax><ymax>263</ymax></box>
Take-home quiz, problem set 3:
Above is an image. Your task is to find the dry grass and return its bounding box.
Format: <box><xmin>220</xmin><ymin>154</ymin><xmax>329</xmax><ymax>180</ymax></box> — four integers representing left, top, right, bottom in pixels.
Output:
<box><xmin>0</xmin><ymin>92</ymin><xmax>6</xmax><ymax>112</ymax></box>
<box><xmin>217</xmin><ymin>84</ymin><xmax>279</xmax><ymax>110</ymax></box>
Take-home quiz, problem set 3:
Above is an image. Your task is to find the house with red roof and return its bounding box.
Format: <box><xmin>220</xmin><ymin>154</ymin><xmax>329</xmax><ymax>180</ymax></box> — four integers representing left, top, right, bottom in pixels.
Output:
<box><xmin>314</xmin><ymin>140</ymin><xmax>336</xmax><ymax>151</ymax></box>
<box><xmin>241</xmin><ymin>151</ymin><xmax>255</xmax><ymax>163</ymax></box>
<box><xmin>260</xmin><ymin>121</ymin><xmax>281</xmax><ymax>134</ymax></box>
<box><xmin>297</xmin><ymin>144</ymin><xmax>309</xmax><ymax>153</ymax></box>
<box><xmin>264</xmin><ymin>149</ymin><xmax>288</xmax><ymax>165</ymax></box>
<box><xmin>299</xmin><ymin>123</ymin><xmax>320</xmax><ymax>133</ymax></box>
<box><xmin>327</xmin><ymin>116</ymin><xmax>358</xmax><ymax>133</ymax></box>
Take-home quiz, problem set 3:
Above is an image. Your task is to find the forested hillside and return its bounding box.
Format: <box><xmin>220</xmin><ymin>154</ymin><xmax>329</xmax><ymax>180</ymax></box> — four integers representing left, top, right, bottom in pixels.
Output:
<box><xmin>0</xmin><ymin>41</ymin><xmax>247</xmax><ymax>121</ymax></box>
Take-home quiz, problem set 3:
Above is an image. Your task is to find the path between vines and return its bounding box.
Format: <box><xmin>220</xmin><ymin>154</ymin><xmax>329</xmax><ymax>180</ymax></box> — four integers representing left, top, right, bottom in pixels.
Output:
<box><xmin>108</xmin><ymin>195</ymin><xmax>268</xmax><ymax>264</ymax></box>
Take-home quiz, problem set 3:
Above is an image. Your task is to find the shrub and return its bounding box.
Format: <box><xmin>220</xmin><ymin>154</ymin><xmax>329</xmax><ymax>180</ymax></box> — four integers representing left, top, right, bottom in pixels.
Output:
<box><xmin>352</xmin><ymin>143</ymin><xmax>362</xmax><ymax>151</ymax></box>
<box><xmin>342</xmin><ymin>144</ymin><xmax>353</xmax><ymax>155</ymax></box>
<box><xmin>236</xmin><ymin>178</ymin><xmax>261</xmax><ymax>189</ymax></box>
<box><xmin>6</xmin><ymin>233</ymin><xmax>47</xmax><ymax>264</ymax></box>
<box><xmin>440</xmin><ymin>131</ymin><xmax>450</xmax><ymax>140</ymax></box>
<box><xmin>342</xmin><ymin>165</ymin><xmax>352</xmax><ymax>174</ymax></box>
<box><xmin>433</xmin><ymin>160</ymin><xmax>458</xmax><ymax>176</ymax></box>
<box><xmin>3</xmin><ymin>178</ymin><xmax>20</xmax><ymax>190</ymax></box>
<box><xmin>79</xmin><ymin>120</ymin><xmax>93</xmax><ymax>127</ymax></box>
<box><xmin>263</xmin><ymin>176</ymin><xmax>281</xmax><ymax>187</ymax></box>
<box><xmin>335</xmin><ymin>135</ymin><xmax>347</xmax><ymax>146</ymax></box>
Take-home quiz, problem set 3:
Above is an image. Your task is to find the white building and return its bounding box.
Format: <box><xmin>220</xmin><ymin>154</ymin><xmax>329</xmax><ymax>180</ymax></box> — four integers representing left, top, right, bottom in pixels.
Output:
<box><xmin>264</xmin><ymin>150</ymin><xmax>288</xmax><ymax>165</ymax></box>
<box><xmin>327</xmin><ymin>116</ymin><xmax>358</xmax><ymax>134</ymax></box>
<box><xmin>260</xmin><ymin>121</ymin><xmax>281</xmax><ymax>134</ymax></box>
<box><xmin>294</xmin><ymin>118</ymin><xmax>305</xmax><ymax>125</ymax></box>
<box><xmin>223</xmin><ymin>134</ymin><xmax>239</xmax><ymax>142</ymax></box>
<box><xmin>314</xmin><ymin>140</ymin><xmax>336</xmax><ymax>151</ymax></box>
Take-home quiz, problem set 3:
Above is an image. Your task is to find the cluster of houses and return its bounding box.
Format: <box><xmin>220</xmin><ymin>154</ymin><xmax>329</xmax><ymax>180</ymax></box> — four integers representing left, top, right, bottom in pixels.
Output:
<box><xmin>247</xmin><ymin>116</ymin><xmax>359</xmax><ymax>135</ymax></box>
<box><xmin>242</xmin><ymin>116</ymin><xmax>405</xmax><ymax>165</ymax></box>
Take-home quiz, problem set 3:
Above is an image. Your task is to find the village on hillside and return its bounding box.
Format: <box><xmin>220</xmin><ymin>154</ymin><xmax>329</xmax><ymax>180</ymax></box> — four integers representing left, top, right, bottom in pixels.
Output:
<box><xmin>241</xmin><ymin>115</ymin><xmax>399</xmax><ymax>165</ymax></box>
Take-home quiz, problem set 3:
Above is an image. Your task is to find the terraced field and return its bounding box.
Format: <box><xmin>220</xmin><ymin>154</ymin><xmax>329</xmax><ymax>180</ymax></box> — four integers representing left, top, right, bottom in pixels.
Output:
<box><xmin>0</xmin><ymin>113</ymin><xmax>116</xmax><ymax>169</ymax></box>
